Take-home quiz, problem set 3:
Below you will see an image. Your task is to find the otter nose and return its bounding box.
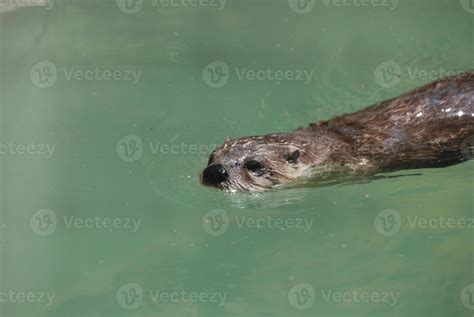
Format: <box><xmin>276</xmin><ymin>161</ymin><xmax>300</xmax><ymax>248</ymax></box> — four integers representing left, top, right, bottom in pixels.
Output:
<box><xmin>202</xmin><ymin>164</ymin><xmax>229</xmax><ymax>186</ymax></box>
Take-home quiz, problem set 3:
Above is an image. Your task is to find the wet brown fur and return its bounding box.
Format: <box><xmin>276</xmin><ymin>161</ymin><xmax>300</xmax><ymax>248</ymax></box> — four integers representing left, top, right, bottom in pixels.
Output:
<box><xmin>203</xmin><ymin>72</ymin><xmax>474</xmax><ymax>192</ymax></box>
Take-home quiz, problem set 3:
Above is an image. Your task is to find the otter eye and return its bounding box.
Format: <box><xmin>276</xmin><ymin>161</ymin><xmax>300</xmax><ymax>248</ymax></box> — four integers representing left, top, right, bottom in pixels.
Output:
<box><xmin>285</xmin><ymin>150</ymin><xmax>300</xmax><ymax>163</ymax></box>
<box><xmin>245</xmin><ymin>159</ymin><xmax>264</xmax><ymax>172</ymax></box>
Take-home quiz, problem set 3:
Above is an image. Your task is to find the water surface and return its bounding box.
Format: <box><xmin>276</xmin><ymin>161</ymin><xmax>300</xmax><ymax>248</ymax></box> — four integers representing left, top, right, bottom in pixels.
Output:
<box><xmin>0</xmin><ymin>0</ymin><xmax>473</xmax><ymax>316</ymax></box>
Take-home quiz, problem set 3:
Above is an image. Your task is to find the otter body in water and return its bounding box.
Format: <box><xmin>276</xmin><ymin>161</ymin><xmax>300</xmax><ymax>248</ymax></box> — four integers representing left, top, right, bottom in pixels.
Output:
<box><xmin>202</xmin><ymin>72</ymin><xmax>474</xmax><ymax>193</ymax></box>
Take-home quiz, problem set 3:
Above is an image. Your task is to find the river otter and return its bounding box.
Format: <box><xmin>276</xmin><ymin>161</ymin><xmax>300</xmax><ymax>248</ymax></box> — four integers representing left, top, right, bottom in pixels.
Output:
<box><xmin>201</xmin><ymin>72</ymin><xmax>474</xmax><ymax>193</ymax></box>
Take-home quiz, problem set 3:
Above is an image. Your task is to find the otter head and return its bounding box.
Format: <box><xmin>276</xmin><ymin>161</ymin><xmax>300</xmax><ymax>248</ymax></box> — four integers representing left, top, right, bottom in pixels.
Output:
<box><xmin>201</xmin><ymin>134</ymin><xmax>311</xmax><ymax>193</ymax></box>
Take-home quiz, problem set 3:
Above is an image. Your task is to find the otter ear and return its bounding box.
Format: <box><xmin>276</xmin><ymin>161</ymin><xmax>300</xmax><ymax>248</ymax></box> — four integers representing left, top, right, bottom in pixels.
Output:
<box><xmin>285</xmin><ymin>150</ymin><xmax>300</xmax><ymax>163</ymax></box>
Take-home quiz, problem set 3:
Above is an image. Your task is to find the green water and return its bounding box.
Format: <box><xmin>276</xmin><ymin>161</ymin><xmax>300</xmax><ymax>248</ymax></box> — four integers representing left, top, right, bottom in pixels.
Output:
<box><xmin>0</xmin><ymin>0</ymin><xmax>473</xmax><ymax>316</ymax></box>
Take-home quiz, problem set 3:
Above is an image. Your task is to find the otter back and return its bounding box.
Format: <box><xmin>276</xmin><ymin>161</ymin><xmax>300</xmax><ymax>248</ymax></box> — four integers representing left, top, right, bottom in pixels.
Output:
<box><xmin>317</xmin><ymin>72</ymin><xmax>474</xmax><ymax>172</ymax></box>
